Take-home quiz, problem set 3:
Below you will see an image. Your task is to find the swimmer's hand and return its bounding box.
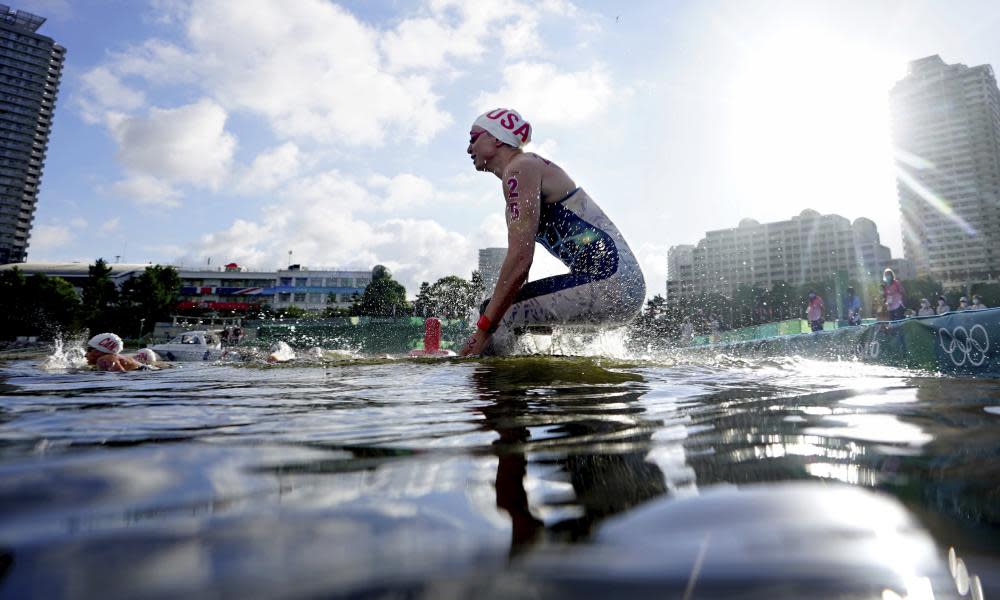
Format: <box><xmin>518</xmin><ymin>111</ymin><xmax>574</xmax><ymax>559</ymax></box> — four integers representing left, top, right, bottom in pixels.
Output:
<box><xmin>460</xmin><ymin>330</ymin><xmax>491</xmax><ymax>356</ymax></box>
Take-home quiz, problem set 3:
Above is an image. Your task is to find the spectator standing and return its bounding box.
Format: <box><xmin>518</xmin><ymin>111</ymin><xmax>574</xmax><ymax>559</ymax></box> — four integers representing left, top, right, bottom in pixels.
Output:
<box><xmin>806</xmin><ymin>291</ymin><xmax>825</xmax><ymax>332</ymax></box>
<box><xmin>844</xmin><ymin>286</ymin><xmax>862</xmax><ymax>325</ymax></box>
<box><xmin>708</xmin><ymin>315</ymin><xmax>721</xmax><ymax>342</ymax></box>
<box><xmin>936</xmin><ymin>296</ymin><xmax>951</xmax><ymax>315</ymax></box>
<box><xmin>680</xmin><ymin>317</ymin><xmax>694</xmax><ymax>345</ymax></box>
<box><xmin>882</xmin><ymin>268</ymin><xmax>906</xmax><ymax>321</ymax></box>
<box><xmin>971</xmin><ymin>295</ymin><xmax>988</xmax><ymax>310</ymax></box>
<box><xmin>958</xmin><ymin>296</ymin><xmax>969</xmax><ymax>310</ymax></box>
<box><xmin>917</xmin><ymin>298</ymin><xmax>935</xmax><ymax>316</ymax></box>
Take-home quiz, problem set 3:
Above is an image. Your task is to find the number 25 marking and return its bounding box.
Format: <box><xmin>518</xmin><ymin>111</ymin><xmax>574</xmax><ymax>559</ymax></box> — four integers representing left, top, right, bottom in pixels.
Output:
<box><xmin>506</xmin><ymin>176</ymin><xmax>519</xmax><ymax>198</ymax></box>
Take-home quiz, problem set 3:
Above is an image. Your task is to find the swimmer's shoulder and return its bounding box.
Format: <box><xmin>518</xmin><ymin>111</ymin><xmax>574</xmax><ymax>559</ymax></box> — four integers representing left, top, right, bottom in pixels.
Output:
<box><xmin>95</xmin><ymin>354</ymin><xmax>143</xmax><ymax>372</ymax></box>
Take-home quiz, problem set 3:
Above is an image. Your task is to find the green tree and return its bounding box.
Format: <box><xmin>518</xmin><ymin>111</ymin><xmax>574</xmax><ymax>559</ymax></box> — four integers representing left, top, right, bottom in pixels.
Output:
<box><xmin>0</xmin><ymin>269</ymin><xmax>81</xmax><ymax>340</ymax></box>
<box><xmin>80</xmin><ymin>259</ymin><xmax>118</xmax><ymax>333</ymax></box>
<box><xmin>903</xmin><ymin>277</ymin><xmax>943</xmax><ymax>311</ymax></box>
<box><xmin>0</xmin><ymin>267</ymin><xmax>27</xmax><ymax>339</ymax></box>
<box><xmin>470</xmin><ymin>270</ymin><xmax>485</xmax><ymax>302</ymax></box>
<box><xmin>970</xmin><ymin>282</ymin><xmax>1000</xmax><ymax>307</ymax></box>
<box><xmin>423</xmin><ymin>275</ymin><xmax>478</xmax><ymax>319</ymax></box>
<box><xmin>355</xmin><ymin>265</ymin><xmax>410</xmax><ymax>317</ymax></box>
<box><xmin>118</xmin><ymin>265</ymin><xmax>181</xmax><ymax>336</ymax></box>
<box><xmin>764</xmin><ymin>280</ymin><xmax>795</xmax><ymax>321</ymax></box>
<box><xmin>27</xmin><ymin>274</ymin><xmax>81</xmax><ymax>337</ymax></box>
<box><xmin>413</xmin><ymin>281</ymin><xmax>432</xmax><ymax>316</ymax></box>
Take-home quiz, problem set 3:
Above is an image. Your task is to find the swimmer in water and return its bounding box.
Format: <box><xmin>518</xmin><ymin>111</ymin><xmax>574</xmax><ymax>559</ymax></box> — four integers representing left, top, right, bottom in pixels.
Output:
<box><xmin>460</xmin><ymin>108</ymin><xmax>645</xmax><ymax>356</ymax></box>
<box><xmin>85</xmin><ymin>332</ymin><xmax>142</xmax><ymax>372</ymax></box>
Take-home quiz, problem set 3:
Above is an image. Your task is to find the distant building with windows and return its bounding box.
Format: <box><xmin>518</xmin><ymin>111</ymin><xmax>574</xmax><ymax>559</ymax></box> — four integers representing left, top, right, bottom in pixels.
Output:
<box><xmin>890</xmin><ymin>55</ymin><xmax>1000</xmax><ymax>284</ymax></box>
<box><xmin>177</xmin><ymin>264</ymin><xmax>371</xmax><ymax>312</ymax></box>
<box><xmin>0</xmin><ymin>5</ymin><xmax>65</xmax><ymax>263</ymax></box>
<box><xmin>0</xmin><ymin>261</ymin><xmax>373</xmax><ymax>312</ymax></box>
<box><xmin>666</xmin><ymin>244</ymin><xmax>694</xmax><ymax>300</ymax></box>
<box><xmin>666</xmin><ymin>209</ymin><xmax>901</xmax><ymax>302</ymax></box>
<box><xmin>0</xmin><ymin>261</ymin><xmax>148</xmax><ymax>290</ymax></box>
<box><xmin>478</xmin><ymin>247</ymin><xmax>505</xmax><ymax>298</ymax></box>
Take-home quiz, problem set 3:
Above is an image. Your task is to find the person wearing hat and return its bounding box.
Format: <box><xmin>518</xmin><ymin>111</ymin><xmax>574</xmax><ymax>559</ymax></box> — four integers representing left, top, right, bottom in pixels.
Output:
<box><xmin>917</xmin><ymin>298</ymin><xmax>935</xmax><ymax>316</ymax></box>
<box><xmin>85</xmin><ymin>333</ymin><xmax>142</xmax><ymax>372</ymax></box>
<box><xmin>958</xmin><ymin>296</ymin><xmax>969</xmax><ymax>310</ymax></box>
<box><xmin>460</xmin><ymin>108</ymin><xmax>645</xmax><ymax>355</ymax></box>
<box><xmin>936</xmin><ymin>296</ymin><xmax>951</xmax><ymax>315</ymax></box>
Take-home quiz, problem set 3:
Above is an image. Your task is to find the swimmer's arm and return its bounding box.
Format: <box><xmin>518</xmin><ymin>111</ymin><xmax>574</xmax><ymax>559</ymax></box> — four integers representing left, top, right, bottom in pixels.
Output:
<box><xmin>461</xmin><ymin>164</ymin><xmax>541</xmax><ymax>355</ymax></box>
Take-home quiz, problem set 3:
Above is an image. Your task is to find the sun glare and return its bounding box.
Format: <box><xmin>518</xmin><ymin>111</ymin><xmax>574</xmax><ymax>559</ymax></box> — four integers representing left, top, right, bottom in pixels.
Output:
<box><xmin>728</xmin><ymin>33</ymin><xmax>906</xmax><ymax>222</ymax></box>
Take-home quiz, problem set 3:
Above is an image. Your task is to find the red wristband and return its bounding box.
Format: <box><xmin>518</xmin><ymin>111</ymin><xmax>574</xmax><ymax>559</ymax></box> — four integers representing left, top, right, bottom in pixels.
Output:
<box><xmin>477</xmin><ymin>315</ymin><xmax>491</xmax><ymax>332</ymax></box>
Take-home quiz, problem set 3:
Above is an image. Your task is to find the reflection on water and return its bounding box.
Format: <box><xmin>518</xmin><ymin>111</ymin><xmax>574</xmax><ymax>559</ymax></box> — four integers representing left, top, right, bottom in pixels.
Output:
<box><xmin>0</xmin><ymin>354</ymin><xmax>997</xmax><ymax>597</ymax></box>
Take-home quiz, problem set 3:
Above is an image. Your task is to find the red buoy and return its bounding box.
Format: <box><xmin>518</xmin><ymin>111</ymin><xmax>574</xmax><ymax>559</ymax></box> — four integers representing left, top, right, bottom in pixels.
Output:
<box><xmin>424</xmin><ymin>317</ymin><xmax>441</xmax><ymax>352</ymax></box>
<box><xmin>409</xmin><ymin>317</ymin><xmax>455</xmax><ymax>357</ymax></box>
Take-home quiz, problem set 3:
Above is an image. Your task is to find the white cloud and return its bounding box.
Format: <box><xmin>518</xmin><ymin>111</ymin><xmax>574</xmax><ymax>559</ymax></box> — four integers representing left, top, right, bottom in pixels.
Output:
<box><xmin>146</xmin><ymin>0</ymin><xmax>191</xmax><ymax>25</ymax></box>
<box><xmin>234</xmin><ymin>142</ymin><xmax>303</xmax><ymax>194</ymax></box>
<box><xmin>179</xmin><ymin>0</ymin><xmax>451</xmax><ymax>146</ymax></box>
<box><xmin>281</xmin><ymin>169</ymin><xmax>372</xmax><ymax>213</ymax></box>
<box><xmin>634</xmin><ymin>241</ymin><xmax>669</xmax><ymax>298</ymax></box>
<box><xmin>475</xmin><ymin>62</ymin><xmax>614</xmax><ymax>126</ymax></box>
<box><xmin>380</xmin><ymin>0</ymin><xmax>579</xmax><ymax>71</ymax></box>
<box><xmin>108</xmin><ymin>174</ymin><xmax>183</xmax><ymax>208</ymax></box>
<box><xmin>30</xmin><ymin>224</ymin><xmax>75</xmax><ymax>254</ymax></box>
<box><xmin>107</xmin><ymin>98</ymin><xmax>236</xmax><ymax>189</ymax></box>
<box><xmin>100</xmin><ymin>217</ymin><xmax>121</xmax><ymax>233</ymax></box>
<box><xmin>367</xmin><ymin>173</ymin><xmax>435</xmax><ymax>212</ymax></box>
<box><xmin>77</xmin><ymin>67</ymin><xmax>146</xmax><ymax>124</ymax></box>
<box><xmin>369</xmin><ymin>218</ymin><xmax>475</xmax><ymax>288</ymax></box>
<box><xmin>475</xmin><ymin>212</ymin><xmax>508</xmax><ymax>248</ymax></box>
<box><xmin>109</xmin><ymin>39</ymin><xmax>201</xmax><ymax>86</ymax></box>
<box><xmin>179</xmin><ymin>171</ymin><xmax>478</xmax><ymax>294</ymax></box>
<box><xmin>78</xmin><ymin>0</ymin><xmax>594</xmax><ymax>151</ymax></box>
<box><xmin>380</xmin><ymin>18</ymin><xmax>457</xmax><ymax>72</ymax></box>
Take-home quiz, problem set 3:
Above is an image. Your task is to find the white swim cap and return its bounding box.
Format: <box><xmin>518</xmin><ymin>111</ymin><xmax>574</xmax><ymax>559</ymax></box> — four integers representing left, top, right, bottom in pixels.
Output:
<box><xmin>88</xmin><ymin>332</ymin><xmax>123</xmax><ymax>354</ymax></box>
<box><xmin>134</xmin><ymin>348</ymin><xmax>159</xmax><ymax>364</ymax></box>
<box><xmin>472</xmin><ymin>108</ymin><xmax>532</xmax><ymax>148</ymax></box>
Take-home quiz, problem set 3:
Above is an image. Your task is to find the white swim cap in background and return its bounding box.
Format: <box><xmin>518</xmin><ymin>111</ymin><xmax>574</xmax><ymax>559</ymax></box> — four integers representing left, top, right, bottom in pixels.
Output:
<box><xmin>88</xmin><ymin>332</ymin><xmax>123</xmax><ymax>354</ymax></box>
<box><xmin>472</xmin><ymin>108</ymin><xmax>532</xmax><ymax>148</ymax></box>
<box><xmin>134</xmin><ymin>348</ymin><xmax>159</xmax><ymax>364</ymax></box>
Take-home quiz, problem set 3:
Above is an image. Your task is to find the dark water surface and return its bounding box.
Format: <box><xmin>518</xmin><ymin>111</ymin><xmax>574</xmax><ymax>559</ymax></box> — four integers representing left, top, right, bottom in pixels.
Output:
<box><xmin>0</xmin><ymin>354</ymin><xmax>998</xmax><ymax>598</ymax></box>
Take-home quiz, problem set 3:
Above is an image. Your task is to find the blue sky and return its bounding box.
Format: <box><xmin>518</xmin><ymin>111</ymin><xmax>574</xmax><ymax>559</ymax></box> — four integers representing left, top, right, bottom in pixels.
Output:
<box><xmin>20</xmin><ymin>0</ymin><xmax>1000</xmax><ymax>296</ymax></box>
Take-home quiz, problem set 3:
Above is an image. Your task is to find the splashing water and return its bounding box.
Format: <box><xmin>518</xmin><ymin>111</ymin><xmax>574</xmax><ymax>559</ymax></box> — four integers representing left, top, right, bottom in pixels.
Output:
<box><xmin>40</xmin><ymin>335</ymin><xmax>87</xmax><ymax>370</ymax></box>
<box><xmin>267</xmin><ymin>340</ymin><xmax>296</xmax><ymax>363</ymax></box>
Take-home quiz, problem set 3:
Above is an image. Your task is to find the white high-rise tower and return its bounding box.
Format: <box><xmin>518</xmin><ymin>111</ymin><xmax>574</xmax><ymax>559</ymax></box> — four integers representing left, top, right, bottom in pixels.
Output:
<box><xmin>890</xmin><ymin>55</ymin><xmax>1000</xmax><ymax>283</ymax></box>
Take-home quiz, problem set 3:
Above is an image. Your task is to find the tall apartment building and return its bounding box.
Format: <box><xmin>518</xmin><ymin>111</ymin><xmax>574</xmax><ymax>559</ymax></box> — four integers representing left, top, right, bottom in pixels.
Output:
<box><xmin>666</xmin><ymin>210</ymin><xmax>895</xmax><ymax>302</ymax></box>
<box><xmin>478</xmin><ymin>247</ymin><xmax>505</xmax><ymax>298</ymax></box>
<box><xmin>0</xmin><ymin>5</ymin><xmax>64</xmax><ymax>263</ymax></box>
<box><xmin>666</xmin><ymin>244</ymin><xmax>694</xmax><ymax>301</ymax></box>
<box><xmin>890</xmin><ymin>55</ymin><xmax>1000</xmax><ymax>283</ymax></box>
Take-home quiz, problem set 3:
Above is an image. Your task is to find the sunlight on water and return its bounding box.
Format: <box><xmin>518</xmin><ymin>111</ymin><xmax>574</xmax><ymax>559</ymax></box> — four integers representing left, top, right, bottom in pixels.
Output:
<box><xmin>1</xmin><ymin>347</ymin><xmax>997</xmax><ymax>598</ymax></box>
<box><xmin>805</xmin><ymin>413</ymin><xmax>933</xmax><ymax>446</ymax></box>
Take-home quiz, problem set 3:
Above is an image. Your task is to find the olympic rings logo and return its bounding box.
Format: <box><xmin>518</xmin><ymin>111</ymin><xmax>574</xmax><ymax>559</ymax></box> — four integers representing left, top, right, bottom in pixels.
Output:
<box><xmin>938</xmin><ymin>324</ymin><xmax>990</xmax><ymax>367</ymax></box>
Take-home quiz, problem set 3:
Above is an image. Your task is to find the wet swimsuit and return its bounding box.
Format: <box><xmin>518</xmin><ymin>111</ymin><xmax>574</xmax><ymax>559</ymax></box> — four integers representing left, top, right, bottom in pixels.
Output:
<box><xmin>491</xmin><ymin>188</ymin><xmax>646</xmax><ymax>333</ymax></box>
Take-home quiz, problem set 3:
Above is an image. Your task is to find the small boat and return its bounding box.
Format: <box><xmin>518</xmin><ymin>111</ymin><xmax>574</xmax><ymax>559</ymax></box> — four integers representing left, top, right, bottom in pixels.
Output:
<box><xmin>148</xmin><ymin>330</ymin><xmax>228</xmax><ymax>362</ymax></box>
